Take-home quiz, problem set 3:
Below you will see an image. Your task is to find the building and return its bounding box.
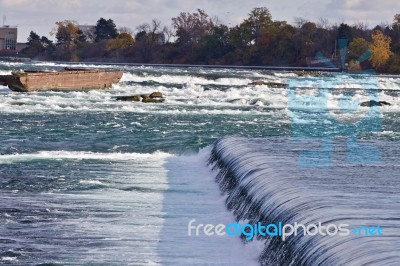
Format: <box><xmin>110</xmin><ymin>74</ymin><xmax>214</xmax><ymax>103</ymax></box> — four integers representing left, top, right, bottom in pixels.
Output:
<box><xmin>0</xmin><ymin>25</ymin><xmax>17</xmax><ymax>51</ymax></box>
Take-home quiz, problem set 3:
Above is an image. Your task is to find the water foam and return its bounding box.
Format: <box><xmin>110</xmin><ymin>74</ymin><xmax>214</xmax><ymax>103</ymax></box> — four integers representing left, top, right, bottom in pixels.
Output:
<box><xmin>156</xmin><ymin>147</ymin><xmax>260</xmax><ymax>265</ymax></box>
<box><xmin>1</xmin><ymin>63</ymin><xmax>400</xmax><ymax>114</ymax></box>
<box><xmin>0</xmin><ymin>150</ymin><xmax>171</xmax><ymax>164</ymax></box>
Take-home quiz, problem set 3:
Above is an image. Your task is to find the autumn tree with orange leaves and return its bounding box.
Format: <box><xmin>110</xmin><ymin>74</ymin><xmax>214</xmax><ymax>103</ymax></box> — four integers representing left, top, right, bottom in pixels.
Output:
<box><xmin>369</xmin><ymin>30</ymin><xmax>393</xmax><ymax>69</ymax></box>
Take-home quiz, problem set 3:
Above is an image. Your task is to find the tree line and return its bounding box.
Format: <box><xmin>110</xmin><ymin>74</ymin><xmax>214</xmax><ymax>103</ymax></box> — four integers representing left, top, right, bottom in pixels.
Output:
<box><xmin>17</xmin><ymin>7</ymin><xmax>400</xmax><ymax>73</ymax></box>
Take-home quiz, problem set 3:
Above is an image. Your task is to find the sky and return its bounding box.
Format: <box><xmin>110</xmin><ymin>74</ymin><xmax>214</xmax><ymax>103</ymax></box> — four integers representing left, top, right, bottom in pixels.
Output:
<box><xmin>0</xmin><ymin>0</ymin><xmax>399</xmax><ymax>42</ymax></box>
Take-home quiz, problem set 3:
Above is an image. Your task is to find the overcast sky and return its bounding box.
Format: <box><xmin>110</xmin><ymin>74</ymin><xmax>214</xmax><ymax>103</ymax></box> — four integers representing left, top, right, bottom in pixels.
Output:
<box><xmin>0</xmin><ymin>0</ymin><xmax>399</xmax><ymax>42</ymax></box>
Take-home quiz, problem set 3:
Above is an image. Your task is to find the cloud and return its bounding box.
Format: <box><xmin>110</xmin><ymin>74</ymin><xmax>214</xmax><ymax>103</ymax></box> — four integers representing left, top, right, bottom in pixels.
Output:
<box><xmin>1</xmin><ymin>0</ymin><xmax>32</xmax><ymax>8</ymax></box>
<box><xmin>324</xmin><ymin>0</ymin><xmax>399</xmax><ymax>25</ymax></box>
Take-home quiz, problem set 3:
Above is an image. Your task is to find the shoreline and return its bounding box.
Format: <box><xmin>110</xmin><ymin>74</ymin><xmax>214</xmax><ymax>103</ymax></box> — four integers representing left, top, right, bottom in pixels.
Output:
<box><xmin>13</xmin><ymin>59</ymin><xmax>343</xmax><ymax>72</ymax></box>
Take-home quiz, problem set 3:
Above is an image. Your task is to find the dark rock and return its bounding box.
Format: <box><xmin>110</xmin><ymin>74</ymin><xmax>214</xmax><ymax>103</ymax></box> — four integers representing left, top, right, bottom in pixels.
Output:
<box><xmin>116</xmin><ymin>92</ymin><xmax>165</xmax><ymax>103</ymax></box>
<box><xmin>10</xmin><ymin>102</ymin><xmax>26</xmax><ymax>106</ymax></box>
<box><xmin>249</xmin><ymin>81</ymin><xmax>265</xmax><ymax>86</ymax></box>
<box><xmin>115</xmin><ymin>95</ymin><xmax>141</xmax><ymax>101</ymax></box>
<box><xmin>142</xmin><ymin>96</ymin><xmax>165</xmax><ymax>103</ymax></box>
<box><xmin>360</xmin><ymin>100</ymin><xmax>391</xmax><ymax>107</ymax></box>
<box><xmin>378</xmin><ymin>101</ymin><xmax>391</xmax><ymax>106</ymax></box>
<box><xmin>149</xmin><ymin>92</ymin><xmax>163</xmax><ymax>98</ymax></box>
<box><xmin>249</xmin><ymin>81</ymin><xmax>286</xmax><ymax>88</ymax></box>
<box><xmin>294</xmin><ymin>71</ymin><xmax>325</xmax><ymax>77</ymax></box>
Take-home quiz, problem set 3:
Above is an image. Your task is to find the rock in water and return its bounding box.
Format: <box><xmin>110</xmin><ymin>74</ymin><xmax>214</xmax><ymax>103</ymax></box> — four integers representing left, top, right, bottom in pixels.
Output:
<box><xmin>249</xmin><ymin>81</ymin><xmax>286</xmax><ymax>88</ymax></box>
<box><xmin>249</xmin><ymin>81</ymin><xmax>266</xmax><ymax>86</ymax></box>
<box><xmin>142</xmin><ymin>96</ymin><xmax>165</xmax><ymax>103</ymax></box>
<box><xmin>10</xmin><ymin>102</ymin><xmax>27</xmax><ymax>106</ymax></box>
<box><xmin>115</xmin><ymin>95</ymin><xmax>141</xmax><ymax>101</ymax></box>
<box><xmin>294</xmin><ymin>71</ymin><xmax>325</xmax><ymax>77</ymax></box>
<box><xmin>116</xmin><ymin>92</ymin><xmax>165</xmax><ymax>103</ymax></box>
<box><xmin>360</xmin><ymin>100</ymin><xmax>391</xmax><ymax>107</ymax></box>
<box><xmin>149</xmin><ymin>92</ymin><xmax>163</xmax><ymax>98</ymax></box>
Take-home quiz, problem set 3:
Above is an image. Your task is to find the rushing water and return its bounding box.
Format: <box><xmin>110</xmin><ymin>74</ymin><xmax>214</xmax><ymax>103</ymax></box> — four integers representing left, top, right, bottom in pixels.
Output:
<box><xmin>0</xmin><ymin>61</ymin><xmax>400</xmax><ymax>265</ymax></box>
<box><xmin>210</xmin><ymin>137</ymin><xmax>400</xmax><ymax>265</ymax></box>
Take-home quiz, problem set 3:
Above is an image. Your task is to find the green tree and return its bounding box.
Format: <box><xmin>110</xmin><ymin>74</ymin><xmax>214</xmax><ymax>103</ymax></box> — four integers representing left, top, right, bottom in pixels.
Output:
<box><xmin>41</xmin><ymin>36</ymin><xmax>53</xmax><ymax>47</ymax></box>
<box><xmin>95</xmin><ymin>18</ymin><xmax>119</xmax><ymax>42</ymax></box>
<box><xmin>393</xmin><ymin>14</ymin><xmax>400</xmax><ymax>33</ymax></box>
<box><xmin>107</xmin><ymin>32</ymin><xmax>134</xmax><ymax>58</ymax></box>
<box><xmin>196</xmin><ymin>25</ymin><xmax>231</xmax><ymax>63</ymax></box>
<box><xmin>391</xmin><ymin>14</ymin><xmax>400</xmax><ymax>45</ymax></box>
<box><xmin>52</xmin><ymin>20</ymin><xmax>82</xmax><ymax>61</ymax></box>
<box><xmin>21</xmin><ymin>31</ymin><xmax>45</xmax><ymax>58</ymax></box>
<box><xmin>348</xmin><ymin>37</ymin><xmax>370</xmax><ymax>59</ymax></box>
<box><xmin>228</xmin><ymin>24</ymin><xmax>253</xmax><ymax>48</ymax></box>
<box><xmin>54</xmin><ymin>20</ymin><xmax>81</xmax><ymax>44</ymax></box>
<box><xmin>337</xmin><ymin>23</ymin><xmax>352</xmax><ymax>40</ymax></box>
<box><xmin>21</xmin><ymin>31</ymin><xmax>55</xmax><ymax>59</ymax></box>
<box><xmin>384</xmin><ymin>54</ymin><xmax>400</xmax><ymax>73</ymax></box>
<box><xmin>269</xmin><ymin>22</ymin><xmax>297</xmax><ymax>65</ymax></box>
<box><xmin>243</xmin><ymin>7</ymin><xmax>273</xmax><ymax>43</ymax></box>
<box><xmin>27</xmin><ymin>31</ymin><xmax>41</xmax><ymax>45</ymax></box>
<box><xmin>227</xmin><ymin>7</ymin><xmax>274</xmax><ymax>65</ymax></box>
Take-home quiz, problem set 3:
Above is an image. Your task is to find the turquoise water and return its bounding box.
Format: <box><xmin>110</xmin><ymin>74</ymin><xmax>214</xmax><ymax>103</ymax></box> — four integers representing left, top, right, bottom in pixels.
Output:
<box><xmin>1</xmin><ymin>61</ymin><xmax>400</xmax><ymax>265</ymax></box>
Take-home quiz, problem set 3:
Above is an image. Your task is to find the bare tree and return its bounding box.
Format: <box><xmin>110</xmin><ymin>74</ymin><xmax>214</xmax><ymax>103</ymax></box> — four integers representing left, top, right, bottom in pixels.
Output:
<box><xmin>171</xmin><ymin>9</ymin><xmax>214</xmax><ymax>47</ymax></box>
<box><xmin>118</xmin><ymin>26</ymin><xmax>133</xmax><ymax>35</ymax></box>
<box><xmin>294</xmin><ymin>17</ymin><xmax>308</xmax><ymax>28</ymax></box>
<box><xmin>151</xmin><ymin>19</ymin><xmax>162</xmax><ymax>34</ymax></box>
<box><xmin>136</xmin><ymin>23</ymin><xmax>150</xmax><ymax>34</ymax></box>
<box><xmin>353</xmin><ymin>22</ymin><xmax>369</xmax><ymax>31</ymax></box>
<box><xmin>134</xmin><ymin>19</ymin><xmax>166</xmax><ymax>61</ymax></box>
<box><xmin>211</xmin><ymin>15</ymin><xmax>222</xmax><ymax>26</ymax></box>
<box><xmin>162</xmin><ymin>26</ymin><xmax>173</xmax><ymax>43</ymax></box>
<box><xmin>317</xmin><ymin>18</ymin><xmax>330</xmax><ymax>29</ymax></box>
